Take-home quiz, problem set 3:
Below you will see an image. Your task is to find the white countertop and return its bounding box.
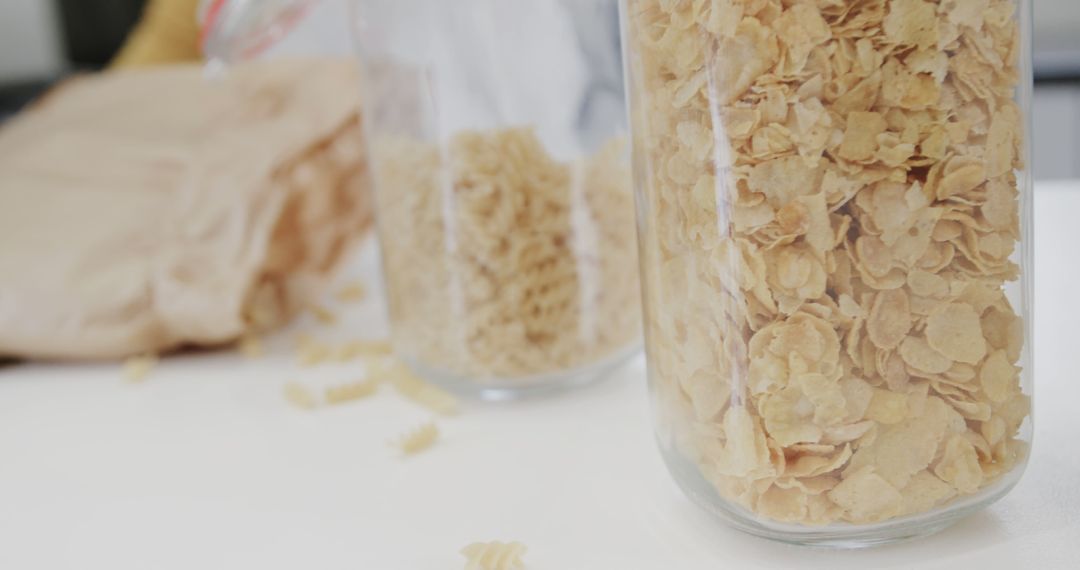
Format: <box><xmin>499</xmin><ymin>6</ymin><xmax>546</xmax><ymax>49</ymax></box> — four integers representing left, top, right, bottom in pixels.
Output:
<box><xmin>1</xmin><ymin>182</ymin><xmax>1077</xmax><ymax>570</ymax></box>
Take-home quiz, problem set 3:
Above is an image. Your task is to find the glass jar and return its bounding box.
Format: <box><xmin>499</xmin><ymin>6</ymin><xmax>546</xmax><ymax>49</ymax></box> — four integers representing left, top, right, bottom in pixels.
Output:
<box><xmin>355</xmin><ymin>0</ymin><xmax>641</xmax><ymax>399</ymax></box>
<box><xmin>201</xmin><ymin>0</ymin><xmax>642</xmax><ymax>399</ymax></box>
<box><xmin>622</xmin><ymin>0</ymin><xmax>1033</xmax><ymax>547</ymax></box>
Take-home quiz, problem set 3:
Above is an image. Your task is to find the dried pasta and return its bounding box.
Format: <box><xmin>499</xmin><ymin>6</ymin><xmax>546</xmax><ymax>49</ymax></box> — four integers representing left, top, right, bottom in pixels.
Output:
<box><xmin>460</xmin><ymin>541</ymin><xmax>527</xmax><ymax>570</ymax></box>
<box><xmin>238</xmin><ymin>332</ymin><xmax>263</xmax><ymax>358</ymax></box>
<box><xmin>395</xmin><ymin>422</ymin><xmax>439</xmax><ymax>455</ymax></box>
<box><xmin>335</xmin><ymin>339</ymin><xmax>393</xmax><ymax>362</ymax></box>
<box><xmin>325</xmin><ymin>380</ymin><xmax>379</xmax><ymax>404</ymax></box>
<box><xmin>295</xmin><ymin>338</ymin><xmax>333</xmax><ymax>367</ymax></box>
<box><xmin>283</xmin><ymin>381</ymin><xmax>318</xmax><ymax>410</ymax></box>
<box><xmin>375</xmin><ymin>128</ymin><xmax>640</xmax><ymax>381</ymax></box>
<box><xmin>123</xmin><ymin>354</ymin><xmax>158</xmax><ymax>383</ymax></box>
<box><xmin>382</xmin><ymin>362</ymin><xmax>460</xmax><ymax>416</ymax></box>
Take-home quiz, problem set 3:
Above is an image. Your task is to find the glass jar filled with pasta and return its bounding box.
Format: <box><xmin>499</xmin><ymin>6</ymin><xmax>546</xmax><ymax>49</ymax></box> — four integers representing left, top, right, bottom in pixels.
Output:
<box><xmin>622</xmin><ymin>0</ymin><xmax>1033</xmax><ymax>547</ymax></box>
<box><xmin>356</xmin><ymin>0</ymin><xmax>641</xmax><ymax>398</ymax></box>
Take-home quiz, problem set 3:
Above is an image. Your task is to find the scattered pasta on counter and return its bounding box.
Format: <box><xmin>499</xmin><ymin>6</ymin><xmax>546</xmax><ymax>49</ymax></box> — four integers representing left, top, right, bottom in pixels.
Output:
<box><xmin>122</xmin><ymin>354</ymin><xmax>158</xmax><ymax>383</ymax></box>
<box><xmin>335</xmin><ymin>339</ymin><xmax>393</xmax><ymax>362</ymax></box>
<box><xmin>296</xmin><ymin>340</ymin><xmax>333</xmax><ymax>367</ymax></box>
<box><xmin>382</xmin><ymin>362</ymin><xmax>461</xmax><ymax>416</ymax></box>
<box><xmin>293</xmin><ymin>335</ymin><xmax>393</xmax><ymax>366</ymax></box>
<box><xmin>460</xmin><ymin>541</ymin><xmax>527</xmax><ymax>570</ymax></box>
<box><xmin>238</xmin><ymin>332</ymin><xmax>263</xmax><ymax>358</ymax></box>
<box><xmin>325</xmin><ymin>379</ymin><xmax>380</xmax><ymax>405</ymax></box>
<box><xmin>283</xmin><ymin>381</ymin><xmax>319</xmax><ymax>410</ymax></box>
<box><xmin>280</xmin><ymin>332</ymin><xmax>453</xmax><ymax>414</ymax></box>
<box><xmin>394</xmin><ymin>421</ymin><xmax>440</xmax><ymax>455</ymax></box>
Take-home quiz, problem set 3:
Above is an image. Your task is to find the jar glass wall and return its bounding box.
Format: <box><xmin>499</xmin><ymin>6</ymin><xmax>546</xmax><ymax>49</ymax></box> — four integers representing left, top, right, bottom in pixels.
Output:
<box><xmin>621</xmin><ymin>0</ymin><xmax>1033</xmax><ymax>547</ymax></box>
<box><xmin>354</xmin><ymin>0</ymin><xmax>641</xmax><ymax>399</ymax></box>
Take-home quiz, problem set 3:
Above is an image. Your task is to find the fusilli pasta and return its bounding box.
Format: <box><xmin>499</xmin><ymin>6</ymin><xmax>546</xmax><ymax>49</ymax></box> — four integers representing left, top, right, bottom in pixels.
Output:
<box><xmin>123</xmin><ymin>354</ymin><xmax>158</xmax><ymax>383</ymax></box>
<box><xmin>283</xmin><ymin>381</ymin><xmax>318</xmax><ymax>410</ymax></box>
<box><xmin>381</xmin><ymin>362</ymin><xmax>460</xmax><ymax>416</ymax></box>
<box><xmin>324</xmin><ymin>379</ymin><xmax>379</xmax><ymax>404</ymax></box>
<box><xmin>238</xmin><ymin>332</ymin><xmax>263</xmax><ymax>358</ymax></box>
<box><xmin>460</xmin><ymin>541</ymin><xmax>527</xmax><ymax>570</ymax></box>
<box><xmin>395</xmin><ymin>422</ymin><xmax>439</xmax><ymax>455</ymax></box>
<box><xmin>295</xmin><ymin>337</ymin><xmax>333</xmax><ymax>367</ymax></box>
<box><xmin>335</xmin><ymin>339</ymin><xmax>393</xmax><ymax>362</ymax></box>
<box><xmin>375</xmin><ymin>128</ymin><xmax>640</xmax><ymax>383</ymax></box>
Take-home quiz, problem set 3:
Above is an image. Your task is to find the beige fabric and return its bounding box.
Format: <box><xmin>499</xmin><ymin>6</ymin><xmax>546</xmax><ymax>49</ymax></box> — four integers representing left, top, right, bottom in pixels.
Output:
<box><xmin>0</xmin><ymin>59</ymin><xmax>372</xmax><ymax>360</ymax></box>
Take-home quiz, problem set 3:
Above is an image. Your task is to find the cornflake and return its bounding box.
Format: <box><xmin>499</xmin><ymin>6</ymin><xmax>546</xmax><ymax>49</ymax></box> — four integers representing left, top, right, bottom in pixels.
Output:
<box><xmin>827</xmin><ymin>466</ymin><xmax>902</xmax><ymax>524</ymax></box>
<box><xmin>867</xmin><ymin>289</ymin><xmax>912</xmax><ymax>350</ymax></box>
<box><xmin>934</xmin><ymin>434</ymin><xmax>983</xmax><ymax>493</ymax></box>
<box><xmin>629</xmin><ymin>0</ymin><xmax>1028</xmax><ymax>527</ymax></box>
<box><xmin>926</xmin><ymin>303</ymin><xmax>987</xmax><ymax>364</ymax></box>
<box><xmin>839</xmin><ymin>112</ymin><xmax>887</xmax><ymax>162</ymax></box>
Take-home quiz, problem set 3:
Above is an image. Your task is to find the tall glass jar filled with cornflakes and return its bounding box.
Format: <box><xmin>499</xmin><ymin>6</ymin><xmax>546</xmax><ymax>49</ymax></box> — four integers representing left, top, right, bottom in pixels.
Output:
<box><xmin>621</xmin><ymin>0</ymin><xmax>1033</xmax><ymax>547</ymax></box>
<box><xmin>356</xmin><ymin>0</ymin><xmax>641</xmax><ymax>399</ymax></box>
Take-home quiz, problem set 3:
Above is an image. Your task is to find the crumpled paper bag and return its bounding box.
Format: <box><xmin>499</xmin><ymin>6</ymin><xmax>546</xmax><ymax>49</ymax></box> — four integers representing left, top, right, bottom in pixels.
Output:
<box><xmin>0</xmin><ymin>59</ymin><xmax>372</xmax><ymax>360</ymax></box>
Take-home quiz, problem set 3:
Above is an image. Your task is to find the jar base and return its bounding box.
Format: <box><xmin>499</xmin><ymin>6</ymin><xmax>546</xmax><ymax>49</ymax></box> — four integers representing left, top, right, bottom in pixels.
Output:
<box><xmin>658</xmin><ymin>444</ymin><xmax>1024</xmax><ymax>549</ymax></box>
<box><xmin>400</xmin><ymin>344</ymin><xmax>641</xmax><ymax>401</ymax></box>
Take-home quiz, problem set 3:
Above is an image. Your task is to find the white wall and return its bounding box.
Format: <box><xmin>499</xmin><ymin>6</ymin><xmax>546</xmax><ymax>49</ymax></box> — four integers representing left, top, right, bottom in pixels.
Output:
<box><xmin>1033</xmin><ymin>87</ymin><xmax>1080</xmax><ymax>180</ymax></box>
<box><xmin>1034</xmin><ymin>0</ymin><xmax>1080</xmax><ymax>75</ymax></box>
<box><xmin>0</xmin><ymin>0</ymin><xmax>64</xmax><ymax>82</ymax></box>
<box><xmin>1036</xmin><ymin>0</ymin><xmax>1080</xmax><ymax>39</ymax></box>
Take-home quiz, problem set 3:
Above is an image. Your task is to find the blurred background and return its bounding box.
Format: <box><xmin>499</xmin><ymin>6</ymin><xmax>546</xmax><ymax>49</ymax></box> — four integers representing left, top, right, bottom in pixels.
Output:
<box><xmin>3</xmin><ymin>0</ymin><xmax>1075</xmax><ymax>178</ymax></box>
